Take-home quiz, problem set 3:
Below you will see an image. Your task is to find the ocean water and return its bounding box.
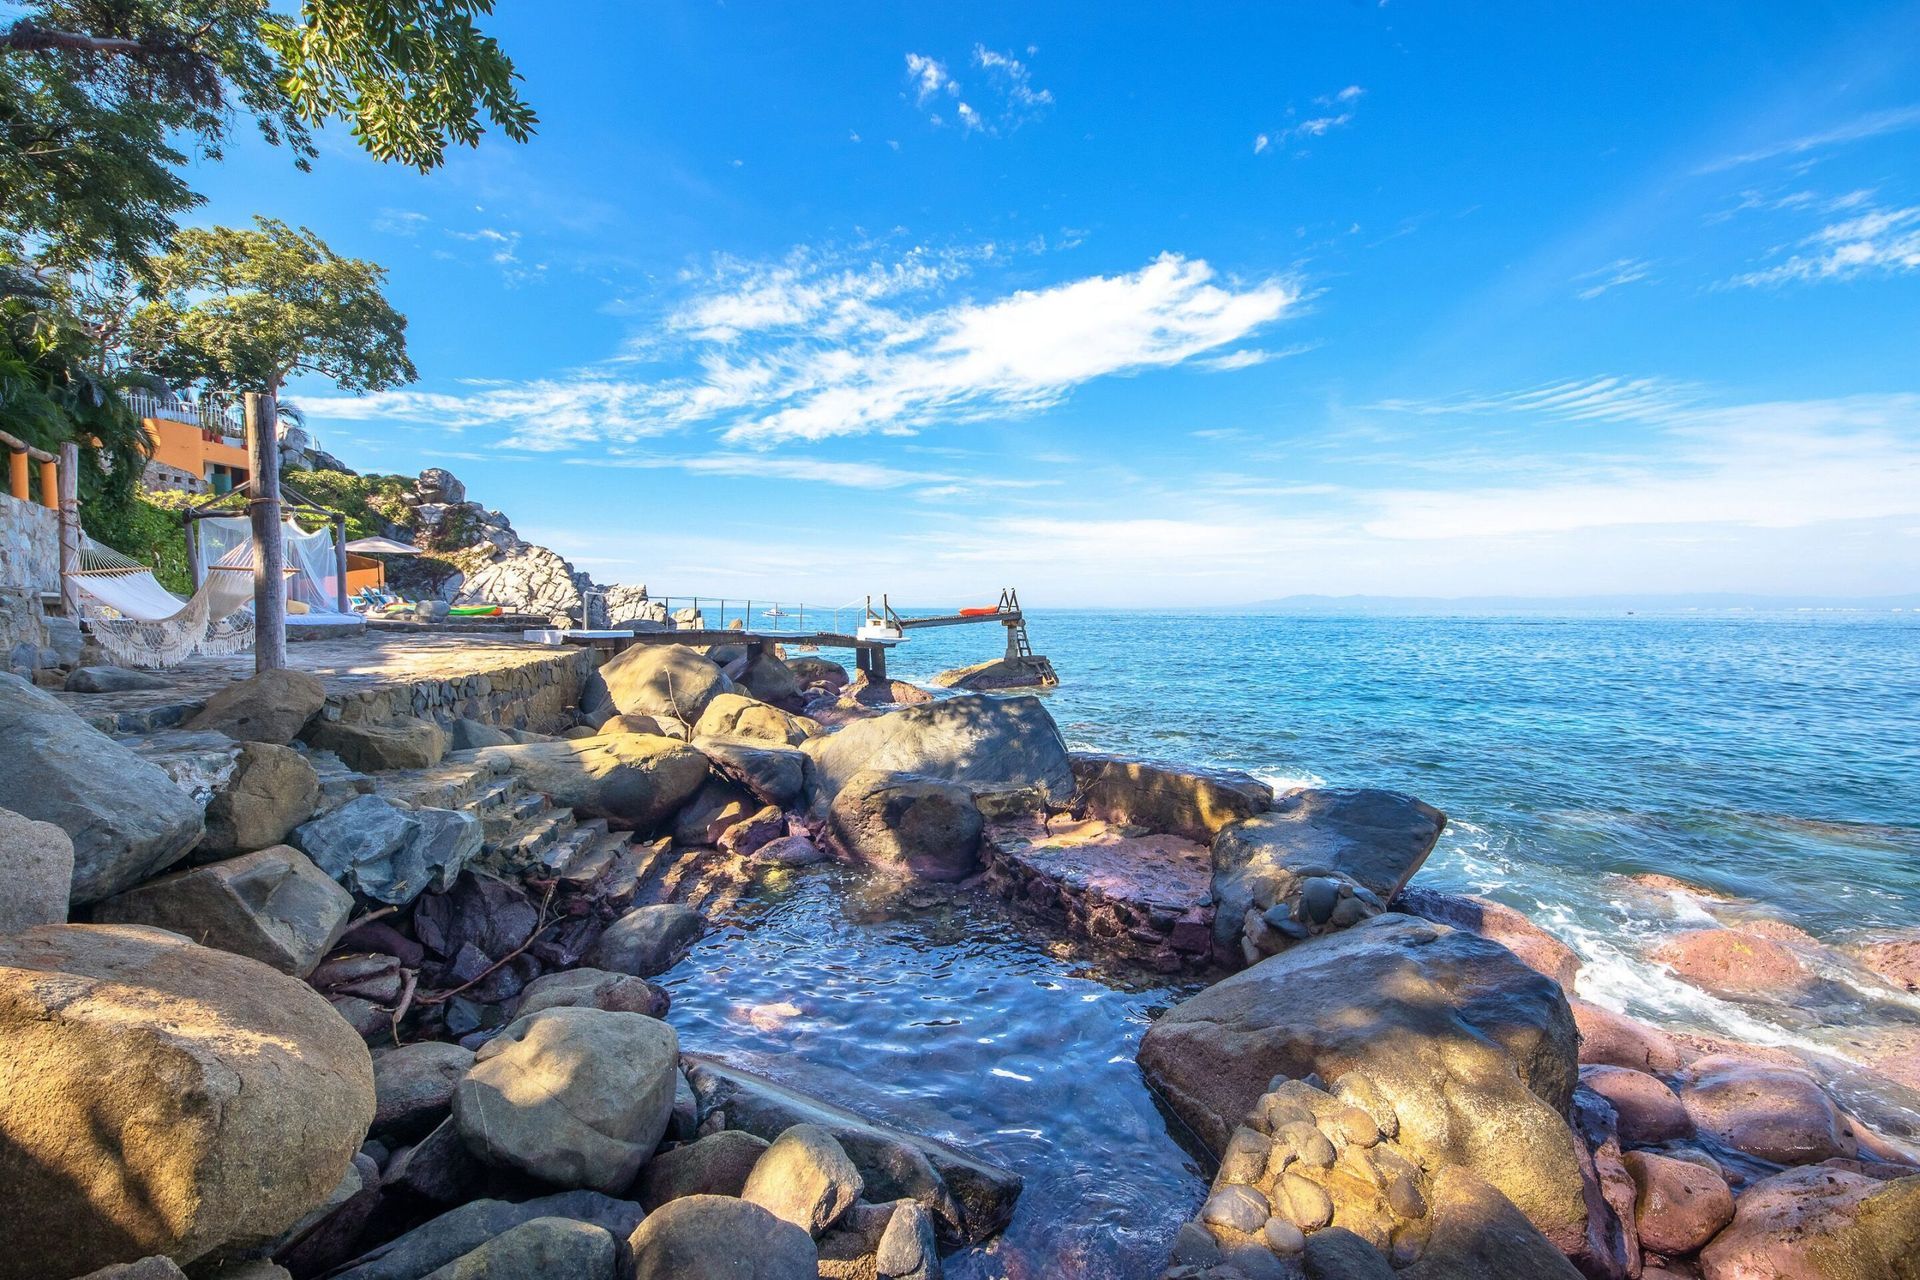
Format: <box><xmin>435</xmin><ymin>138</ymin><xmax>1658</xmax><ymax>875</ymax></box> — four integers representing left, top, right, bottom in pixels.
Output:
<box><xmin>664</xmin><ymin>609</ymin><xmax>1920</xmax><ymax>1278</ymax></box>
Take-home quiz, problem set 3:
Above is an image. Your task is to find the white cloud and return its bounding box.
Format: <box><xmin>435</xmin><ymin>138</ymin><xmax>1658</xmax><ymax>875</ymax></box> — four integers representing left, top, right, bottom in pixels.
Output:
<box><xmin>1725</xmin><ymin>203</ymin><xmax>1920</xmax><ymax>287</ymax></box>
<box><xmin>1373</xmin><ymin>376</ymin><xmax>1700</xmax><ymax>425</ymax></box>
<box><xmin>1253</xmin><ymin>134</ymin><xmax>1270</xmax><ymax>154</ymax></box>
<box><xmin>1698</xmin><ymin>103</ymin><xmax>1920</xmax><ymax>173</ymax></box>
<box><xmin>373</xmin><ymin>208</ymin><xmax>428</xmax><ymax>236</ymax></box>
<box><xmin>1574</xmin><ymin>257</ymin><xmax>1655</xmax><ymax>300</ymax></box>
<box><xmin>446</xmin><ymin>226</ymin><xmax>545</xmax><ymax>286</ymax></box>
<box><xmin>304</xmin><ymin>250</ymin><xmax>1298</xmax><ymax>450</ymax></box>
<box><xmin>906</xmin><ymin>45</ymin><xmax>1053</xmax><ymax>134</ymax></box>
<box><xmin>904</xmin><ymin>53</ymin><xmax>955</xmax><ymax>105</ymax></box>
<box><xmin>972</xmin><ymin>44</ymin><xmax>1053</xmax><ymax>114</ymax></box>
<box><xmin>577</xmin><ymin>453</ymin><xmax>964</xmax><ymax>489</ymax></box>
<box><xmin>1258</xmin><ymin>85</ymin><xmax>1365</xmax><ymax>154</ymax></box>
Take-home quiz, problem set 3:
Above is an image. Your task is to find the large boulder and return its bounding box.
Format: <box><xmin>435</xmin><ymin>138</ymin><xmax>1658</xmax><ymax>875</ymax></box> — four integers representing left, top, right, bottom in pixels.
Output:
<box><xmin>828</xmin><ymin>769</ymin><xmax>984</xmax><ymax>882</ymax></box>
<box><xmin>1699</xmin><ymin>1167</ymin><xmax>1920</xmax><ymax>1279</ymax></box>
<box><xmin>627</xmin><ymin>1195</ymin><xmax>818</xmax><ymax>1280</ymax></box>
<box><xmin>328</xmin><ymin>1191</ymin><xmax>644</xmax><ymax>1280</ymax></box>
<box><xmin>1676</xmin><ymin>1055</ymin><xmax>1855</xmax><ymax>1166</ymax></box>
<box><xmin>372</xmin><ymin>1040</ymin><xmax>475</xmax><ymax>1142</ymax></box>
<box><xmin>453</xmin><ymin>733</ymin><xmax>709</xmax><ymax>831</ymax></box>
<box><xmin>695</xmin><ymin>736</ymin><xmax>810</xmax><ymax>807</ymax></box>
<box><xmin>1395</xmin><ymin>887</ymin><xmax>1581</xmax><ymax>991</ymax></box>
<box><xmin>1138</xmin><ymin>913</ymin><xmax>1588</xmax><ymax>1254</ymax></box>
<box><xmin>453</xmin><ymin>1007</ymin><xmax>679</xmax><ymax>1193</ymax></box>
<box><xmin>0</xmin><ymin>924</ymin><xmax>374</xmax><ymax>1278</ymax></box>
<box><xmin>294</xmin><ymin>794</ymin><xmax>480</xmax><ymax>905</ymax></box>
<box><xmin>0</xmin><ymin>672</ymin><xmax>205</xmax><ymax>905</ymax></box>
<box><xmin>674</xmin><ymin>777</ymin><xmax>754</xmax><ymax>846</ymax></box>
<box><xmin>513</xmin><ymin>966</ymin><xmax>670</xmax><ymax>1019</ymax></box>
<box><xmin>1211</xmin><ymin>788</ymin><xmax>1447</xmax><ymax>964</ymax></box>
<box><xmin>185</xmin><ymin>668</ymin><xmax>327</xmax><ymax>744</ymax></box>
<box><xmin>587</xmin><ymin>903</ymin><xmax>703</xmax><ymax>977</ymax></box>
<box><xmin>636</xmin><ymin>1129</ymin><xmax>770</xmax><ymax>1209</ymax></box>
<box><xmin>803</xmin><ymin>693</ymin><xmax>1074</xmax><ymax>815</ymax></box>
<box><xmin>1579</xmin><ymin>1065</ymin><xmax>1692</xmax><ymax>1146</ymax></box>
<box><xmin>0</xmin><ymin>805</ymin><xmax>73</xmax><ymax>931</ymax></box>
<box><xmin>199</xmin><ymin>742</ymin><xmax>321</xmax><ymax>857</ymax></box>
<box><xmin>1622</xmin><ymin>1150</ymin><xmax>1734</xmax><ymax>1257</ymax></box>
<box><xmin>306</xmin><ymin>717</ymin><xmax>450</xmax><ymax>773</ymax></box>
<box><xmin>788</xmin><ymin>656</ymin><xmax>849</xmax><ymax>690</ymax></box>
<box><xmin>929</xmin><ymin>656</ymin><xmax>1057</xmax><ymax>692</ymax></box>
<box><xmin>694</xmin><ymin>692</ymin><xmax>821</xmax><ymax>746</ymax></box>
<box><xmin>742</xmin><ymin>1124</ymin><xmax>864</xmax><ymax>1236</ymax></box>
<box><xmin>65</xmin><ymin>664</ymin><xmax>171</xmax><ymax>692</ymax></box>
<box><xmin>92</xmin><ymin>844</ymin><xmax>353</xmax><ymax>977</ymax></box>
<box><xmin>594</xmin><ymin>645</ymin><xmax>733</xmax><ymax>722</ymax></box>
<box><xmin>1071</xmin><ymin>753</ymin><xmax>1272</xmax><ymax>845</ymax></box>
<box><xmin>416</xmin><ymin>1216</ymin><xmax>617</xmax><ymax>1280</ymax></box>
<box><xmin>1651</xmin><ymin>928</ymin><xmax>1816</xmax><ymax>1000</ymax></box>
<box><xmin>736</xmin><ymin>652</ymin><xmax>805</xmax><ymax>710</ymax></box>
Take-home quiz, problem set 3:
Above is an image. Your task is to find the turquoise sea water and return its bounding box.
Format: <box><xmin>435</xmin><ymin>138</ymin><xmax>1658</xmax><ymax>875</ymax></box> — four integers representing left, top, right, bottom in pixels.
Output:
<box><xmin>664</xmin><ymin>609</ymin><xmax>1920</xmax><ymax>1278</ymax></box>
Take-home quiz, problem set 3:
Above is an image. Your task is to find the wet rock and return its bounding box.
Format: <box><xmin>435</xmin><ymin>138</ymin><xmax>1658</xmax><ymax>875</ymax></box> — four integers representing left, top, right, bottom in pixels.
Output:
<box><xmin>328</xmin><ymin>1191</ymin><xmax>645</xmax><ymax>1280</ymax></box>
<box><xmin>0</xmin><ymin>805</ymin><xmax>72</xmax><ymax>931</ymax></box>
<box><xmin>1138</xmin><ymin>914</ymin><xmax>1587</xmax><ymax>1254</ymax></box>
<box><xmin>65</xmin><ymin>664</ymin><xmax>171</xmax><ymax>692</ymax></box>
<box><xmin>454</xmin><ymin>1007</ymin><xmax>679</xmax><ymax>1193</ymax></box>
<box><xmin>513</xmin><ymin>966</ymin><xmax>671</xmax><ymax>1019</ymax></box>
<box><xmin>1580</xmin><ymin>1065</ymin><xmax>1694</xmax><ymax>1145</ymax></box>
<box><xmin>1394</xmin><ymin>887</ymin><xmax>1582</xmax><ymax>991</ymax></box>
<box><xmin>756</xmin><ymin>833</ymin><xmax>829</xmax><ymax>867</ymax></box>
<box><xmin>829</xmin><ymin>769</ymin><xmax>984</xmax><ymax>882</ymax></box>
<box><xmin>1071</xmin><ymin>752</ymin><xmax>1273</xmax><ymax>844</ymax></box>
<box><xmin>743</xmin><ymin>1123</ymin><xmax>865</xmax><ymax>1236</ymax></box>
<box><xmin>588</xmin><ymin>902</ymin><xmax>703</xmax><ymax>977</ymax></box>
<box><xmin>719</xmin><ymin>804</ymin><xmax>788</xmax><ymax>857</ymax></box>
<box><xmin>186</xmin><ymin>668</ymin><xmax>327</xmax><ymax>744</ymax></box>
<box><xmin>1852</xmin><ymin>936</ymin><xmax>1920</xmax><ymax>993</ymax></box>
<box><xmin>294</xmin><ymin>794</ymin><xmax>480</xmax><ymax>905</ymax></box>
<box><xmin>307</xmin><ymin>717</ymin><xmax>450</xmax><ymax>772</ymax></box>
<box><xmin>1652</xmin><ymin>927</ymin><xmax>1816</xmax><ymax>999</ymax></box>
<box><xmin>0</xmin><ymin>924</ymin><xmax>373</xmax><ymax>1279</ymax></box>
<box><xmin>1623</xmin><ymin>1150</ymin><xmax>1734</xmax><ymax>1256</ymax></box>
<box><xmin>875</xmin><ymin>1200</ymin><xmax>941</xmax><ymax>1279</ymax></box>
<box><xmin>1210</xmin><ymin>788</ymin><xmax>1445</xmax><ymax>963</ymax></box>
<box><xmin>454</xmin><ymin>733</ymin><xmax>709</xmax><ymax>831</ymax></box>
<box><xmin>373</xmin><ymin>1040</ymin><xmax>475</xmax><ymax>1142</ymax></box>
<box><xmin>1699</xmin><ymin>1166</ymin><xmax>1920</xmax><ymax>1278</ymax></box>
<box><xmin>200</xmin><ymin>741</ymin><xmax>321</xmax><ymax>856</ymax></box>
<box><xmin>628</xmin><ymin>1195</ymin><xmax>818</xmax><ymax>1279</ymax></box>
<box><xmin>696</xmin><ymin>736</ymin><xmax>811</xmax><ymax>807</ymax></box>
<box><xmin>803</xmin><ymin>693</ymin><xmax>1074</xmax><ymax>815</ymax></box>
<box><xmin>594</xmin><ymin>644</ymin><xmax>734</xmax><ymax>722</ymax></box>
<box><xmin>92</xmin><ymin>843</ymin><xmax>353</xmax><ymax>977</ymax></box>
<box><xmin>1677</xmin><ymin>1055</ymin><xmax>1855</xmax><ymax>1166</ymax></box>
<box><xmin>928</xmin><ymin>655</ymin><xmax>1059</xmax><ymax>692</ymax></box>
<box><xmin>1570</xmin><ymin>1083</ymin><xmax>1640</xmax><ymax>1279</ymax></box>
<box><xmin>1571</xmin><ymin>999</ymin><xmax>1688</xmax><ymax>1074</ymax></box>
<box><xmin>686</xmin><ymin>1058</ymin><xmax>1022</xmax><ymax>1249</ymax></box>
<box><xmin>418</xmin><ymin>1215</ymin><xmax>617</xmax><ymax>1280</ymax></box>
<box><xmin>0</xmin><ymin>672</ymin><xmax>205</xmax><ymax>904</ymax></box>
<box><xmin>638</xmin><ymin>1129</ymin><xmax>771</xmax><ymax>1208</ymax></box>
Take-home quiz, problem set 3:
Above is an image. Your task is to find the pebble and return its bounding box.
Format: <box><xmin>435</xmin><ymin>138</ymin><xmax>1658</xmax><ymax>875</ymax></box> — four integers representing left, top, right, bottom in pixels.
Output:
<box><xmin>1201</xmin><ymin>1184</ymin><xmax>1271</xmax><ymax>1234</ymax></box>
<box><xmin>1277</xmin><ymin>1121</ymin><xmax>1336</xmax><ymax>1170</ymax></box>
<box><xmin>1262</xmin><ymin>1217</ymin><xmax>1307</xmax><ymax>1254</ymax></box>
<box><xmin>1299</xmin><ymin>877</ymin><xmax>1341</xmax><ymax>924</ymax></box>
<box><xmin>1277</xmin><ymin>1172</ymin><xmax>1334</xmax><ymax>1229</ymax></box>
<box><xmin>1219</xmin><ymin>1126</ymin><xmax>1272</xmax><ymax>1185</ymax></box>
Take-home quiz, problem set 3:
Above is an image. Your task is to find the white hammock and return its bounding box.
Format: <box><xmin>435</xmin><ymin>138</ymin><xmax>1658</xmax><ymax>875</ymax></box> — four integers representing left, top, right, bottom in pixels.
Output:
<box><xmin>67</xmin><ymin>538</ymin><xmax>257</xmax><ymax>668</ymax></box>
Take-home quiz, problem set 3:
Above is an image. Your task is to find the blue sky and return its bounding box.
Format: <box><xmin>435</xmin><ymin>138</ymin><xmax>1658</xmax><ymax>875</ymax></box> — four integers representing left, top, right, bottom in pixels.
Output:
<box><xmin>186</xmin><ymin>2</ymin><xmax>1920</xmax><ymax>605</ymax></box>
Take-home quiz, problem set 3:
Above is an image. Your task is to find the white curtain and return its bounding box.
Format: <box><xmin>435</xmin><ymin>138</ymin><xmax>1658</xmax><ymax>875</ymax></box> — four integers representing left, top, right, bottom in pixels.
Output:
<box><xmin>198</xmin><ymin>515</ymin><xmax>351</xmax><ymax>616</ymax></box>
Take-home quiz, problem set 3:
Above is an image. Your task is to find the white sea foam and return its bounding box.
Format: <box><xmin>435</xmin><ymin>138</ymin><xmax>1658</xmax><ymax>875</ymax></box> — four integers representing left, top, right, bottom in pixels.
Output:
<box><xmin>1251</xmin><ymin>767</ymin><xmax>1327</xmax><ymax>794</ymax></box>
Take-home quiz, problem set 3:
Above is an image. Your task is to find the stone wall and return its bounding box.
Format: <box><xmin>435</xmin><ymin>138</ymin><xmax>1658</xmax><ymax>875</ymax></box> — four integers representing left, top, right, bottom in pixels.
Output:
<box><xmin>322</xmin><ymin>647</ymin><xmax>595</xmax><ymax>735</ymax></box>
<box><xmin>0</xmin><ymin>493</ymin><xmax>57</xmax><ymax>595</ymax></box>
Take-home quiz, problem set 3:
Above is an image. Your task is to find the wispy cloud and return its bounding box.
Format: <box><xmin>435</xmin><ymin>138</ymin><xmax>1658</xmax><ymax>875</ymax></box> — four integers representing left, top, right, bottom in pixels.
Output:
<box><xmin>1573</xmin><ymin>258</ymin><xmax>1656</xmax><ymax>300</ymax></box>
<box><xmin>904</xmin><ymin>45</ymin><xmax>1053</xmax><ymax>135</ymax></box>
<box><xmin>904</xmin><ymin>53</ymin><xmax>956</xmax><ymax>106</ymax></box>
<box><xmin>1373</xmin><ymin>376</ymin><xmax>1700</xmax><ymax>425</ymax></box>
<box><xmin>1255</xmin><ymin>85</ymin><xmax>1364</xmax><ymax>155</ymax></box>
<box><xmin>1724</xmin><ymin>203</ymin><xmax>1920</xmax><ymax>287</ymax></box>
<box><xmin>304</xmin><ymin>249</ymin><xmax>1298</xmax><ymax>450</ymax></box>
<box><xmin>447</xmin><ymin>226</ymin><xmax>546</xmax><ymax>286</ymax></box>
<box><xmin>373</xmin><ymin>208</ymin><xmax>428</xmax><ymax>237</ymax></box>
<box><xmin>1698</xmin><ymin>103</ymin><xmax>1920</xmax><ymax>173</ymax></box>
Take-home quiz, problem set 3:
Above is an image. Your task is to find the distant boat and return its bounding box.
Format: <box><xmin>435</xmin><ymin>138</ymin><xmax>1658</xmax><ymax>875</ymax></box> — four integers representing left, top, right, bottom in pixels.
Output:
<box><xmin>763</xmin><ymin>607</ymin><xmax>795</xmax><ymax>618</ymax></box>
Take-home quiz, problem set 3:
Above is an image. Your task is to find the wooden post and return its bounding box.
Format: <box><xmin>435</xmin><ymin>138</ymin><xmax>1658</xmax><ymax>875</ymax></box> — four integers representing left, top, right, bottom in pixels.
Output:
<box><xmin>184</xmin><ymin>510</ymin><xmax>203</xmax><ymax>589</ymax></box>
<box><xmin>57</xmin><ymin>443</ymin><xmax>79</xmax><ymax>616</ymax></box>
<box><xmin>332</xmin><ymin>514</ymin><xmax>349</xmax><ymax>614</ymax></box>
<box><xmin>246</xmin><ymin>392</ymin><xmax>287</xmax><ymax>672</ymax></box>
<box><xmin>37</xmin><ymin>459</ymin><xmax>57</xmax><ymax>510</ymax></box>
<box><xmin>7</xmin><ymin>450</ymin><xmax>26</xmax><ymax>502</ymax></box>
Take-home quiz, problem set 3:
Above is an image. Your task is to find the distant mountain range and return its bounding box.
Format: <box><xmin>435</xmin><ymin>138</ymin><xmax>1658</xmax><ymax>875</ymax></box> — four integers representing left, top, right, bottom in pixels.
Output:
<box><xmin>1228</xmin><ymin>593</ymin><xmax>1920</xmax><ymax>614</ymax></box>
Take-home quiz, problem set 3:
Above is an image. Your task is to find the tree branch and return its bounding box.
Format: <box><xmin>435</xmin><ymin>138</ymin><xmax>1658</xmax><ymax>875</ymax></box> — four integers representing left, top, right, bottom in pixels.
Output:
<box><xmin>0</xmin><ymin>21</ymin><xmax>149</xmax><ymax>56</ymax></box>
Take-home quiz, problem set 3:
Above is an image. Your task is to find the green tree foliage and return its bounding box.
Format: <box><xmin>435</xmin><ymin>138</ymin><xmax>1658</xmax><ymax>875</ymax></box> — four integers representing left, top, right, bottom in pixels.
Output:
<box><xmin>130</xmin><ymin>217</ymin><xmax>417</xmax><ymax>400</ymax></box>
<box><xmin>1</xmin><ymin>1</ymin><xmax>534</xmax><ymax>274</ymax></box>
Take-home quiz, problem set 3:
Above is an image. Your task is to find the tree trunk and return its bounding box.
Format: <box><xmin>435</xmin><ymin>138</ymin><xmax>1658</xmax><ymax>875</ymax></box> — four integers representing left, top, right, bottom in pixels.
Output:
<box><xmin>332</xmin><ymin>514</ymin><xmax>349</xmax><ymax>613</ymax></box>
<box><xmin>246</xmin><ymin>392</ymin><xmax>287</xmax><ymax>673</ymax></box>
<box><xmin>57</xmin><ymin>442</ymin><xmax>79</xmax><ymax>617</ymax></box>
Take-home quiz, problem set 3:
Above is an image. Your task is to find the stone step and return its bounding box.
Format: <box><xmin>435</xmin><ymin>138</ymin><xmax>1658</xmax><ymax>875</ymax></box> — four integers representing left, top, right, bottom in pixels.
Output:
<box><xmin>486</xmin><ymin>807</ymin><xmax>578</xmax><ymax>871</ymax></box>
<box><xmin>555</xmin><ymin>823</ymin><xmax>627</xmax><ymax>886</ymax></box>
<box><xmin>375</xmin><ymin>760</ymin><xmax>511</xmax><ymax>812</ymax></box>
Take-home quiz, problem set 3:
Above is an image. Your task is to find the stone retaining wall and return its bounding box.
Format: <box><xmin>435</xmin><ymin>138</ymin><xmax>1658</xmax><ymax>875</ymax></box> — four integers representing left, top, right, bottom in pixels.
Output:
<box><xmin>322</xmin><ymin>646</ymin><xmax>594</xmax><ymax>734</ymax></box>
<box><xmin>0</xmin><ymin>493</ymin><xmax>57</xmax><ymax>595</ymax></box>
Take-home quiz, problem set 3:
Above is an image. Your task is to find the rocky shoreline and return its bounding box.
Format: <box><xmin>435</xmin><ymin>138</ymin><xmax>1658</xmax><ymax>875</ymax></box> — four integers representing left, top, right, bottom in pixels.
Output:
<box><xmin>1</xmin><ymin>615</ymin><xmax>1917</xmax><ymax>1279</ymax></box>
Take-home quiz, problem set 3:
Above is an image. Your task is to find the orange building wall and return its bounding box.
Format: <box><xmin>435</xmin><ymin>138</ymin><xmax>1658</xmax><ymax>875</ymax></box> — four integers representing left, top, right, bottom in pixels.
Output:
<box><xmin>144</xmin><ymin>418</ymin><xmax>251</xmax><ymax>481</ymax></box>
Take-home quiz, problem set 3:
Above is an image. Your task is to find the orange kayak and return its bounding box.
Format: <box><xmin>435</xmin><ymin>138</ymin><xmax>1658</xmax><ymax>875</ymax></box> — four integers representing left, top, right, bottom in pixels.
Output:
<box><xmin>958</xmin><ymin>606</ymin><xmax>999</xmax><ymax>617</ymax></box>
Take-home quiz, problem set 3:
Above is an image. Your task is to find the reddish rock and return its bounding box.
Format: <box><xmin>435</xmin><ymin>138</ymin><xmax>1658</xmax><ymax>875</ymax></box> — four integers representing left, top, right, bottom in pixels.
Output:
<box><xmin>717</xmin><ymin>804</ymin><xmax>787</xmax><ymax>858</ymax></box>
<box><xmin>1573</xmin><ymin>1000</ymin><xmax>1688</xmax><ymax>1074</ymax></box>
<box><xmin>1698</xmin><ymin>1166</ymin><xmax>1920</xmax><ymax>1279</ymax></box>
<box><xmin>1582</xmin><ymin>1065</ymin><xmax>1694</xmax><ymax>1145</ymax></box>
<box><xmin>1651</xmin><ymin>929</ymin><xmax>1815</xmax><ymax>1000</ymax></box>
<box><xmin>1624</xmin><ymin>1150</ymin><xmax>1735</xmax><ymax>1256</ymax></box>
<box><xmin>1677</xmin><ymin>1056</ymin><xmax>1855</xmax><ymax>1167</ymax></box>
<box><xmin>1852</xmin><ymin>937</ymin><xmax>1920</xmax><ymax>993</ymax></box>
<box><xmin>1621</xmin><ymin>873</ymin><xmax>1741</xmax><ymax>903</ymax></box>
<box><xmin>1396</xmin><ymin>887</ymin><xmax>1582</xmax><ymax>991</ymax></box>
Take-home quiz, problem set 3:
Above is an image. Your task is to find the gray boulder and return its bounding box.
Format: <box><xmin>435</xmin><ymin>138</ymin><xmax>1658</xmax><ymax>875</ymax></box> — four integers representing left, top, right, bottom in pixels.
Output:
<box><xmin>803</xmin><ymin>693</ymin><xmax>1074</xmax><ymax>815</ymax></box>
<box><xmin>736</xmin><ymin>652</ymin><xmax>804</xmax><ymax>709</ymax></box>
<box><xmin>294</xmin><ymin>794</ymin><xmax>480</xmax><ymax>905</ymax></box>
<box><xmin>695</xmin><ymin>735</ymin><xmax>810</xmax><ymax>807</ymax></box>
<box><xmin>637</xmin><ymin>1129</ymin><xmax>770</xmax><ymax>1209</ymax></box>
<box><xmin>0</xmin><ymin>672</ymin><xmax>205</xmax><ymax>905</ymax></box>
<box><xmin>72</xmin><ymin>1261</ymin><xmax>187</xmax><ymax>1280</ymax></box>
<box><xmin>0</xmin><ymin>806</ymin><xmax>73</xmax><ymax>931</ymax></box>
<box><xmin>64</xmin><ymin>665</ymin><xmax>171</xmax><ymax>692</ymax></box>
<box><xmin>306</xmin><ymin>717</ymin><xmax>450</xmax><ymax>772</ymax></box>
<box><xmin>454</xmin><ymin>1007</ymin><xmax>679</xmax><ymax>1193</ymax></box>
<box><xmin>185</xmin><ymin>668</ymin><xmax>327</xmax><ymax>744</ymax></box>
<box><xmin>694</xmin><ymin>692</ymin><xmax>821</xmax><ymax>745</ymax></box>
<box><xmin>419</xmin><ymin>1216</ymin><xmax>617</xmax><ymax>1280</ymax></box>
<box><xmin>513</xmin><ymin>966</ymin><xmax>671</xmax><ymax>1019</ymax></box>
<box><xmin>742</xmin><ymin>1123</ymin><xmax>864</xmax><ymax>1236</ymax></box>
<box><xmin>588</xmin><ymin>903</ymin><xmax>703</xmax><ymax>977</ymax></box>
<box><xmin>594</xmin><ymin>644</ymin><xmax>733</xmax><ymax>722</ymax></box>
<box><xmin>92</xmin><ymin>844</ymin><xmax>353</xmax><ymax>977</ymax></box>
<box><xmin>674</xmin><ymin>777</ymin><xmax>755</xmax><ymax>846</ymax></box>
<box><xmin>828</xmin><ymin>770</ymin><xmax>984</xmax><ymax>882</ymax></box>
<box><xmin>446</xmin><ymin>718</ymin><xmax>514</xmax><ymax>751</ymax></box>
<box><xmin>1071</xmin><ymin>753</ymin><xmax>1272</xmax><ymax>844</ymax></box>
<box><xmin>1212</xmin><ymin>787</ymin><xmax>1446</xmax><ymax>963</ymax></box>
<box><xmin>373</xmin><ymin>1040</ymin><xmax>475</xmax><ymax>1141</ymax></box>
<box><xmin>628</xmin><ymin>1195</ymin><xmax>817</xmax><ymax>1280</ymax></box>
<box><xmin>1137</xmin><ymin>913</ymin><xmax>1587</xmax><ymax>1256</ymax></box>
<box><xmin>330</xmin><ymin>1192</ymin><xmax>644</xmax><ymax>1280</ymax></box>
<box><xmin>200</xmin><ymin>741</ymin><xmax>321</xmax><ymax>857</ymax></box>
<box><xmin>452</xmin><ymin>733</ymin><xmax>709</xmax><ymax>831</ymax></box>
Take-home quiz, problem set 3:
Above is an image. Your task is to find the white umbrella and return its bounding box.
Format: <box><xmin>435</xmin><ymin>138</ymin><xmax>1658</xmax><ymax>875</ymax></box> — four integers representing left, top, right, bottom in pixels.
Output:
<box><xmin>345</xmin><ymin>536</ymin><xmax>423</xmax><ymax>555</ymax></box>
